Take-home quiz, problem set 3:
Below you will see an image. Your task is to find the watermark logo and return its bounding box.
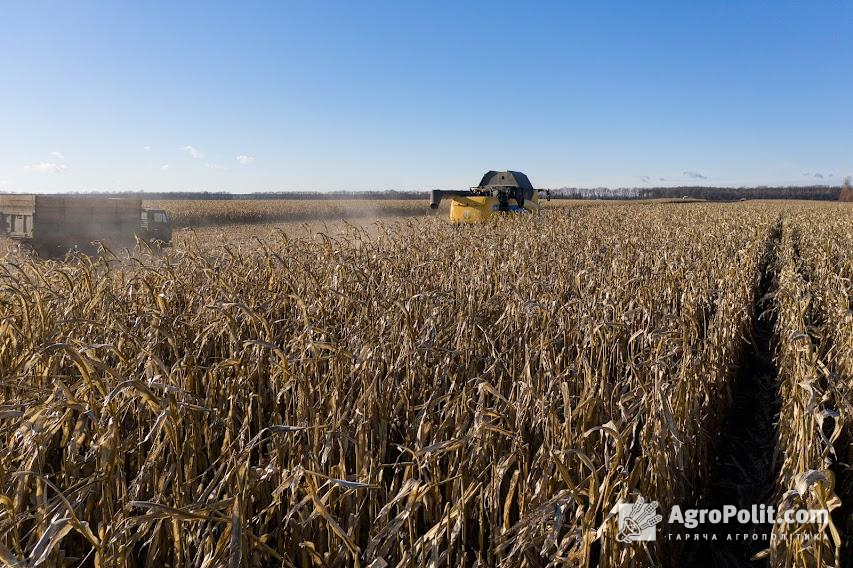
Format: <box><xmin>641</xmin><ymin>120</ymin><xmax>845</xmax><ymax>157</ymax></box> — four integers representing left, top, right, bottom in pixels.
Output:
<box><xmin>612</xmin><ymin>500</ymin><xmax>830</xmax><ymax>544</ymax></box>
<box><xmin>617</xmin><ymin>497</ymin><xmax>663</xmax><ymax>542</ymax></box>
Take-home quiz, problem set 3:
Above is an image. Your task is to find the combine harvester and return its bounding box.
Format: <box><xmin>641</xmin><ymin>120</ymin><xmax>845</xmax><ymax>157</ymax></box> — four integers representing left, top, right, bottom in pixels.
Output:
<box><xmin>0</xmin><ymin>195</ymin><xmax>172</xmax><ymax>256</ymax></box>
<box><xmin>429</xmin><ymin>170</ymin><xmax>549</xmax><ymax>221</ymax></box>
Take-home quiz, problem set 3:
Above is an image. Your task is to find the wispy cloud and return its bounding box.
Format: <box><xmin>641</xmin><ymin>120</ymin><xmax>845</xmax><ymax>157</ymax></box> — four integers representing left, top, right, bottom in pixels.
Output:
<box><xmin>639</xmin><ymin>175</ymin><xmax>651</xmax><ymax>183</ymax></box>
<box><xmin>160</xmin><ymin>164</ymin><xmax>170</xmax><ymax>171</ymax></box>
<box><xmin>236</xmin><ymin>155</ymin><xmax>256</xmax><ymax>166</ymax></box>
<box><xmin>205</xmin><ymin>163</ymin><xmax>226</xmax><ymax>171</ymax></box>
<box><xmin>25</xmin><ymin>162</ymin><xmax>67</xmax><ymax>173</ymax></box>
<box><xmin>683</xmin><ymin>170</ymin><xmax>707</xmax><ymax>179</ymax></box>
<box><xmin>659</xmin><ymin>178</ymin><xmax>666</xmax><ymax>182</ymax></box>
<box><xmin>182</xmin><ymin>145</ymin><xmax>204</xmax><ymax>159</ymax></box>
<box><xmin>803</xmin><ymin>172</ymin><xmax>830</xmax><ymax>179</ymax></box>
<box><xmin>50</xmin><ymin>151</ymin><xmax>66</xmax><ymax>162</ymax></box>
<box><xmin>144</xmin><ymin>146</ymin><xmax>152</xmax><ymax>152</ymax></box>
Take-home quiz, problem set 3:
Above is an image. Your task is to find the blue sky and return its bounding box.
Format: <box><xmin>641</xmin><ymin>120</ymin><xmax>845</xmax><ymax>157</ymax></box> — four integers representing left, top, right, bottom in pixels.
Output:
<box><xmin>1</xmin><ymin>1</ymin><xmax>850</xmax><ymax>192</ymax></box>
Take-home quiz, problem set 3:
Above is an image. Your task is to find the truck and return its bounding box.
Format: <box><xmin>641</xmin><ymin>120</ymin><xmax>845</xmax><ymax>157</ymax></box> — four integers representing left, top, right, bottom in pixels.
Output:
<box><xmin>0</xmin><ymin>195</ymin><xmax>172</xmax><ymax>256</ymax></box>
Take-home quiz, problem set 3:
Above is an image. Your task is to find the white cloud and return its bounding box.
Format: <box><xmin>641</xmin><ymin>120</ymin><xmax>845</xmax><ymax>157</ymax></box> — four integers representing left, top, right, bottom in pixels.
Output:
<box><xmin>205</xmin><ymin>163</ymin><xmax>226</xmax><ymax>171</ymax></box>
<box><xmin>144</xmin><ymin>146</ymin><xmax>152</xmax><ymax>152</ymax></box>
<box><xmin>25</xmin><ymin>162</ymin><xmax>67</xmax><ymax>173</ymax></box>
<box><xmin>182</xmin><ymin>145</ymin><xmax>204</xmax><ymax>159</ymax></box>
<box><xmin>50</xmin><ymin>151</ymin><xmax>66</xmax><ymax>162</ymax></box>
<box><xmin>236</xmin><ymin>154</ymin><xmax>256</xmax><ymax>166</ymax></box>
<box><xmin>160</xmin><ymin>164</ymin><xmax>170</xmax><ymax>171</ymax></box>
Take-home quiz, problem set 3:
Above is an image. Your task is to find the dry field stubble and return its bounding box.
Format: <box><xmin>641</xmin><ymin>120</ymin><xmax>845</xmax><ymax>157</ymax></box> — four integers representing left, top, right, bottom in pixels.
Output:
<box><xmin>0</xmin><ymin>201</ymin><xmax>850</xmax><ymax>567</ymax></box>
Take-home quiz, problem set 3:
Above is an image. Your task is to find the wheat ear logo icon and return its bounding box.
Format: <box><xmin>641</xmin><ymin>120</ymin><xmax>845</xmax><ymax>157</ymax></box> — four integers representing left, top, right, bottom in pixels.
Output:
<box><xmin>617</xmin><ymin>496</ymin><xmax>662</xmax><ymax>542</ymax></box>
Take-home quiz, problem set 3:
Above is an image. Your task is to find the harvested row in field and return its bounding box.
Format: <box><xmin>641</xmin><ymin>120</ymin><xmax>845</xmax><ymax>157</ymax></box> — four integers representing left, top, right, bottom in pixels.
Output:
<box><xmin>686</xmin><ymin>219</ymin><xmax>783</xmax><ymax>567</ymax></box>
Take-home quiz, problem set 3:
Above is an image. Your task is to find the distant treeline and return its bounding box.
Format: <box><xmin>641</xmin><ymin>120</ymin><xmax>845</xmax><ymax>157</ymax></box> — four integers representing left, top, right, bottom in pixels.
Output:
<box><xmin>555</xmin><ymin>185</ymin><xmax>843</xmax><ymax>201</ymax></box>
<box><xmin>34</xmin><ymin>190</ymin><xmax>430</xmax><ymax>201</ymax></box>
<box><xmin>2</xmin><ymin>185</ymin><xmax>848</xmax><ymax>201</ymax></box>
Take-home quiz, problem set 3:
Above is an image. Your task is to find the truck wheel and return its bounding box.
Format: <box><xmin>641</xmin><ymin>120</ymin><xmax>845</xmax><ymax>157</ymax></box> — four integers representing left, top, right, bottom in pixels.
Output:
<box><xmin>17</xmin><ymin>242</ymin><xmax>36</xmax><ymax>257</ymax></box>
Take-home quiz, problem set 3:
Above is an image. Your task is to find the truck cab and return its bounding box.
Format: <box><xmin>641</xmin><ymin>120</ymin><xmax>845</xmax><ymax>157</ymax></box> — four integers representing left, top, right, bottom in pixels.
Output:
<box><xmin>140</xmin><ymin>208</ymin><xmax>172</xmax><ymax>245</ymax></box>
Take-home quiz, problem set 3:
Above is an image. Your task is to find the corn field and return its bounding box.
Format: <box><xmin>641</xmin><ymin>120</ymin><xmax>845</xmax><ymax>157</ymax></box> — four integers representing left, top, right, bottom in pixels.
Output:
<box><xmin>771</xmin><ymin>210</ymin><xmax>852</xmax><ymax>566</ymax></box>
<box><xmin>146</xmin><ymin>199</ymin><xmax>428</xmax><ymax>228</ymax></box>
<box><xmin>0</xmin><ymin>202</ymin><xmax>849</xmax><ymax>567</ymax></box>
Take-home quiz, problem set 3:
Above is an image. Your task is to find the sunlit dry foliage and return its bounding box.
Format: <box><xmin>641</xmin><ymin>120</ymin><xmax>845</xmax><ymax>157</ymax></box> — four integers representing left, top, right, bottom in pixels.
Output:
<box><xmin>770</xmin><ymin>209</ymin><xmax>852</xmax><ymax>567</ymax></box>
<box><xmin>0</xmin><ymin>202</ymin><xmax>848</xmax><ymax>567</ymax></box>
<box><xmin>147</xmin><ymin>199</ymin><xmax>429</xmax><ymax>228</ymax></box>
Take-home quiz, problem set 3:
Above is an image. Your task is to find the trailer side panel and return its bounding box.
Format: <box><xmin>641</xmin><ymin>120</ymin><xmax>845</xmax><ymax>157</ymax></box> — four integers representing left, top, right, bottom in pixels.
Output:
<box><xmin>0</xmin><ymin>195</ymin><xmax>36</xmax><ymax>239</ymax></box>
<box><xmin>32</xmin><ymin>196</ymin><xmax>142</xmax><ymax>249</ymax></box>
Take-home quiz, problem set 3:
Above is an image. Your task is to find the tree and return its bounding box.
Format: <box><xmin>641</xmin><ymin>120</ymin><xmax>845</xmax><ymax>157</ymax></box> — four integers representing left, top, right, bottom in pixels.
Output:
<box><xmin>839</xmin><ymin>177</ymin><xmax>853</xmax><ymax>202</ymax></box>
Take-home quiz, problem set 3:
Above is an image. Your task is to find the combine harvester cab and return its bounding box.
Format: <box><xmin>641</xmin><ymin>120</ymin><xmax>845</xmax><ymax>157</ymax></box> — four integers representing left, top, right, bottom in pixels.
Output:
<box><xmin>429</xmin><ymin>170</ymin><xmax>549</xmax><ymax>222</ymax></box>
<box><xmin>0</xmin><ymin>195</ymin><xmax>172</xmax><ymax>257</ymax></box>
